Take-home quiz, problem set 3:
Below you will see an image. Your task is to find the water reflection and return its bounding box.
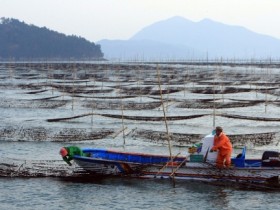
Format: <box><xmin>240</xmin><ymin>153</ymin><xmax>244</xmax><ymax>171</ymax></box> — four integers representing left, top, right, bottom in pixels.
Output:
<box><xmin>0</xmin><ymin>177</ymin><xmax>279</xmax><ymax>210</ymax></box>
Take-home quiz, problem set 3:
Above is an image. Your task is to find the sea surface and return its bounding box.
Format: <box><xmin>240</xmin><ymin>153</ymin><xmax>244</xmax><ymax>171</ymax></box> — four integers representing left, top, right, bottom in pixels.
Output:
<box><xmin>0</xmin><ymin>62</ymin><xmax>280</xmax><ymax>209</ymax></box>
<box><xmin>0</xmin><ymin>174</ymin><xmax>280</xmax><ymax>210</ymax></box>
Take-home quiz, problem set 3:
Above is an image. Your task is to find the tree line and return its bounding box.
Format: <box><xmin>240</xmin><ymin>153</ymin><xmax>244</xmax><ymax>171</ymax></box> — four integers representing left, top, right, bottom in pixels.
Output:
<box><xmin>0</xmin><ymin>18</ymin><xmax>104</xmax><ymax>61</ymax></box>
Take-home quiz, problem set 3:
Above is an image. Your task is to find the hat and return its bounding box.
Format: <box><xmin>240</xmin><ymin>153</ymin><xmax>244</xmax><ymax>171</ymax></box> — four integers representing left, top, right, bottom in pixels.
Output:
<box><xmin>216</xmin><ymin>126</ymin><xmax>223</xmax><ymax>132</ymax></box>
<box><xmin>60</xmin><ymin>147</ymin><xmax>68</xmax><ymax>157</ymax></box>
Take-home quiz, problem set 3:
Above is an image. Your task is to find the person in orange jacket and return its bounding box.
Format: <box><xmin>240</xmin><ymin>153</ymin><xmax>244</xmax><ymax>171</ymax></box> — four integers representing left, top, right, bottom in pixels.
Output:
<box><xmin>211</xmin><ymin>126</ymin><xmax>233</xmax><ymax>168</ymax></box>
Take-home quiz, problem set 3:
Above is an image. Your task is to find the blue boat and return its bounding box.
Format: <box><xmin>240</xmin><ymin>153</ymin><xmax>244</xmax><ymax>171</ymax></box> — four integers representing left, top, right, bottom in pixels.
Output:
<box><xmin>71</xmin><ymin>145</ymin><xmax>280</xmax><ymax>185</ymax></box>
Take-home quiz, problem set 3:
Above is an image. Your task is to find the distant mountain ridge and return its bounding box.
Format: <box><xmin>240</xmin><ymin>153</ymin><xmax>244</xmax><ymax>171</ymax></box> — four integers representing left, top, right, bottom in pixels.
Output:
<box><xmin>98</xmin><ymin>39</ymin><xmax>203</xmax><ymax>60</ymax></box>
<box><xmin>0</xmin><ymin>18</ymin><xmax>104</xmax><ymax>61</ymax></box>
<box><xmin>99</xmin><ymin>16</ymin><xmax>280</xmax><ymax>60</ymax></box>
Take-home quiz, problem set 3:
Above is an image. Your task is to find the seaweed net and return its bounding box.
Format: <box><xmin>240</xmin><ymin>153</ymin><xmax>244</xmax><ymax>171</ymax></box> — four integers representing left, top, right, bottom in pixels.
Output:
<box><xmin>0</xmin><ymin>158</ymin><xmax>87</xmax><ymax>178</ymax></box>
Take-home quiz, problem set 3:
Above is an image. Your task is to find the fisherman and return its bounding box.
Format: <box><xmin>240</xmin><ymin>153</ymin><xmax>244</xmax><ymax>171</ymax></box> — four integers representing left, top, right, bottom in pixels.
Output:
<box><xmin>59</xmin><ymin>146</ymin><xmax>84</xmax><ymax>166</ymax></box>
<box><xmin>210</xmin><ymin>126</ymin><xmax>233</xmax><ymax>168</ymax></box>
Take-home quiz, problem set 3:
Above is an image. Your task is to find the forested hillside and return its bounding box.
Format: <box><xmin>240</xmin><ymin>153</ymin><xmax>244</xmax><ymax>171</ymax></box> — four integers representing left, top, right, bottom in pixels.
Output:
<box><xmin>0</xmin><ymin>18</ymin><xmax>104</xmax><ymax>60</ymax></box>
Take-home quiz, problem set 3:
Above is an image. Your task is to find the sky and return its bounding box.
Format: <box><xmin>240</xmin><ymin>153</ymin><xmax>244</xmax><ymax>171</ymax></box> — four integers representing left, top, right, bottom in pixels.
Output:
<box><xmin>1</xmin><ymin>0</ymin><xmax>280</xmax><ymax>43</ymax></box>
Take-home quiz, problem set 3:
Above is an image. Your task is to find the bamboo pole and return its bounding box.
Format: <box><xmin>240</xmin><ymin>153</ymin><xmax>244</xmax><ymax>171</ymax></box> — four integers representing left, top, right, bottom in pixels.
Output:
<box><xmin>219</xmin><ymin>63</ymin><xmax>224</xmax><ymax>103</ymax></box>
<box><xmin>121</xmin><ymin>102</ymin><xmax>126</xmax><ymax>145</ymax></box>
<box><xmin>62</xmin><ymin>74</ymin><xmax>65</xmax><ymax>100</ymax></box>
<box><xmin>213</xmin><ymin>69</ymin><xmax>216</xmax><ymax>128</ymax></box>
<box><xmin>49</xmin><ymin>63</ymin><xmax>54</xmax><ymax>95</ymax></box>
<box><xmin>166</xmin><ymin>74</ymin><xmax>170</xmax><ymax>112</ymax></box>
<box><xmin>117</xmin><ymin>65</ymin><xmax>126</xmax><ymax>145</ymax></box>
<box><xmin>265</xmin><ymin>67</ymin><xmax>269</xmax><ymax>113</ymax></box>
<box><xmin>169</xmin><ymin>155</ymin><xmax>190</xmax><ymax>177</ymax></box>
<box><xmin>184</xmin><ymin>72</ymin><xmax>186</xmax><ymax>97</ymax></box>
<box><xmin>154</xmin><ymin>152</ymin><xmax>180</xmax><ymax>178</ymax></box>
<box><xmin>8</xmin><ymin>61</ymin><xmax>14</xmax><ymax>80</ymax></box>
<box><xmin>90</xmin><ymin>66</ymin><xmax>95</xmax><ymax>124</ymax></box>
<box><xmin>156</xmin><ymin>65</ymin><xmax>173</xmax><ymax>165</ymax></box>
<box><xmin>112</xmin><ymin>127</ymin><xmax>128</xmax><ymax>139</ymax></box>
<box><xmin>137</xmin><ymin>66</ymin><xmax>142</xmax><ymax>103</ymax></box>
<box><xmin>71</xmin><ymin>62</ymin><xmax>76</xmax><ymax>111</ymax></box>
<box><xmin>44</xmin><ymin>62</ymin><xmax>47</xmax><ymax>91</ymax></box>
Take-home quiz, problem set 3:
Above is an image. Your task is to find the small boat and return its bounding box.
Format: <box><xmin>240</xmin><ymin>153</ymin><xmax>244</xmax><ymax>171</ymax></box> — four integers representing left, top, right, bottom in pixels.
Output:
<box><xmin>71</xmin><ymin>134</ymin><xmax>280</xmax><ymax>185</ymax></box>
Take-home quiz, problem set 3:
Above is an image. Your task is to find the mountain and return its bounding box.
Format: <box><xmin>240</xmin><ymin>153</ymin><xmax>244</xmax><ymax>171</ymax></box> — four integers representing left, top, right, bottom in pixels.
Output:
<box><xmin>0</xmin><ymin>18</ymin><xmax>104</xmax><ymax>61</ymax></box>
<box><xmin>98</xmin><ymin>39</ymin><xmax>203</xmax><ymax>60</ymax></box>
<box><xmin>99</xmin><ymin>16</ymin><xmax>280</xmax><ymax>60</ymax></box>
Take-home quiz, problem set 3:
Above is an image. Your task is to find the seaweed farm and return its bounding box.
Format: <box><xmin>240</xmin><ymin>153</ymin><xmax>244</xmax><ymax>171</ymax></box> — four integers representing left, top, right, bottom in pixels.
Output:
<box><xmin>0</xmin><ymin>61</ymin><xmax>280</xmax><ymax>177</ymax></box>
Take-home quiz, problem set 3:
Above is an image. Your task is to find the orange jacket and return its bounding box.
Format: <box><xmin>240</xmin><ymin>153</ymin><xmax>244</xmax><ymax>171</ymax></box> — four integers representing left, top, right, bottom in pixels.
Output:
<box><xmin>212</xmin><ymin>132</ymin><xmax>232</xmax><ymax>155</ymax></box>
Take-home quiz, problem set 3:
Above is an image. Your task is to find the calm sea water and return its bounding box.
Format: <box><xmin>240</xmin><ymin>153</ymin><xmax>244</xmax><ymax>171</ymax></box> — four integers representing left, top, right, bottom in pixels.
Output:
<box><xmin>1</xmin><ymin>63</ymin><xmax>280</xmax><ymax>209</ymax></box>
<box><xmin>0</xmin><ymin>176</ymin><xmax>279</xmax><ymax>210</ymax></box>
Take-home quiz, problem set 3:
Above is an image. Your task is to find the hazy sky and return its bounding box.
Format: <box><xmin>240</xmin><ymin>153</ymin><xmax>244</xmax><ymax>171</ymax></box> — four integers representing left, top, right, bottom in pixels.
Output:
<box><xmin>1</xmin><ymin>0</ymin><xmax>280</xmax><ymax>42</ymax></box>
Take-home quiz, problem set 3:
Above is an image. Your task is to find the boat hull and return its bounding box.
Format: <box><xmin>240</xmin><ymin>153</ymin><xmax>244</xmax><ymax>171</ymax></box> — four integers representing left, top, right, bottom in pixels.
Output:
<box><xmin>73</xmin><ymin>150</ymin><xmax>280</xmax><ymax>184</ymax></box>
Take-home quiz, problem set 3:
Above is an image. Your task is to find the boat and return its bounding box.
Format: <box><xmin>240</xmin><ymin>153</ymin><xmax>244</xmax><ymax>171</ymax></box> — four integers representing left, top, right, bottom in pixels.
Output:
<box><xmin>70</xmin><ymin>134</ymin><xmax>280</xmax><ymax>185</ymax></box>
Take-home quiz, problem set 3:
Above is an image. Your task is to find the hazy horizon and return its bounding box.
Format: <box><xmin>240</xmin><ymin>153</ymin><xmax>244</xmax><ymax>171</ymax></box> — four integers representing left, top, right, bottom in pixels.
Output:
<box><xmin>1</xmin><ymin>0</ymin><xmax>280</xmax><ymax>42</ymax></box>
